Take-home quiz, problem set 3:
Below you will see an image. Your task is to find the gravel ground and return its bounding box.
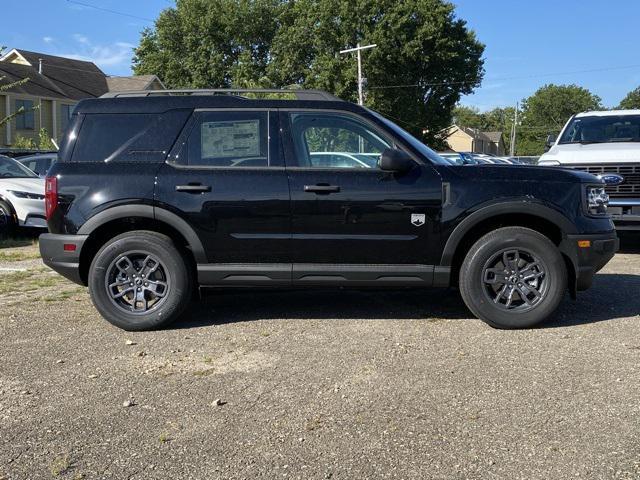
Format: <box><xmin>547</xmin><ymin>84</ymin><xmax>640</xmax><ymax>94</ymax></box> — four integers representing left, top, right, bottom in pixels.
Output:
<box><xmin>0</xmin><ymin>236</ymin><xmax>639</xmax><ymax>479</ymax></box>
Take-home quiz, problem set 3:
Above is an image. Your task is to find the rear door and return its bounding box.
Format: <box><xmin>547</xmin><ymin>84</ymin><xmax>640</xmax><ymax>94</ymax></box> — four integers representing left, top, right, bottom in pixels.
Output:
<box><xmin>156</xmin><ymin>109</ymin><xmax>291</xmax><ymax>285</ymax></box>
<box><xmin>281</xmin><ymin>109</ymin><xmax>443</xmax><ymax>285</ymax></box>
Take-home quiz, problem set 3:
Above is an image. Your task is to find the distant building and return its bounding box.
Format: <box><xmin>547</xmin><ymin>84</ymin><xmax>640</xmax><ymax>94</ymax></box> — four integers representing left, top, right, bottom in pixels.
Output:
<box><xmin>0</xmin><ymin>49</ymin><xmax>164</xmax><ymax>147</ymax></box>
<box><xmin>441</xmin><ymin>125</ymin><xmax>506</xmax><ymax>155</ymax></box>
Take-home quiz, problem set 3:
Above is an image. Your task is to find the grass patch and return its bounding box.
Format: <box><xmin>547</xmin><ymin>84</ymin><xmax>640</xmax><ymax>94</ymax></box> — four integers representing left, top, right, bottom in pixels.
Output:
<box><xmin>0</xmin><ymin>270</ymin><xmax>66</xmax><ymax>295</ymax></box>
<box><xmin>0</xmin><ymin>237</ymin><xmax>38</xmax><ymax>249</ymax></box>
<box><xmin>49</xmin><ymin>454</ymin><xmax>71</xmax><ymax>477</ymax></box>
<box><xmin>0</xmin><ymin>249</ymin><xmax>41</xmax><ymax>262</ymax></box>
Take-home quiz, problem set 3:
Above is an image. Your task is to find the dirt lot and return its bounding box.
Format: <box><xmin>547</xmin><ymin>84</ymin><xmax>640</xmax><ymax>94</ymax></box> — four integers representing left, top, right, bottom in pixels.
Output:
<box><xmin>0</xmin><ymin>236</ymin><xmax>639</xmax><ymax>480</ymax></box>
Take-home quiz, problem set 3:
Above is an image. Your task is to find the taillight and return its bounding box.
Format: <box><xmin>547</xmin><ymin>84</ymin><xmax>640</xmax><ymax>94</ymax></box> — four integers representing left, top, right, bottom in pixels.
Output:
<box><xmin>45</xmin><ymin>176</ymin><xmax>58</xmax><ymax>220</ymax></box>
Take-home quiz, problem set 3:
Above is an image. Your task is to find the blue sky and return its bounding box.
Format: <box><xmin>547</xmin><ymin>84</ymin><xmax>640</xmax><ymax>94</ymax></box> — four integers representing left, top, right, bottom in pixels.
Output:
<box><xmin>4</xmin><ymin>0</ymin><xmax>640</xmax><ymax>111</ymax></box>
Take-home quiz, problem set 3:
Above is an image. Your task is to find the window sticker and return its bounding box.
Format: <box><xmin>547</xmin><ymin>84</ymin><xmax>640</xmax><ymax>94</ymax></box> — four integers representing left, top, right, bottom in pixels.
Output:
<box><xmin>201</xmin><ymin>120</ymin><xmax>261</xmax><ymax>158</ymax></box>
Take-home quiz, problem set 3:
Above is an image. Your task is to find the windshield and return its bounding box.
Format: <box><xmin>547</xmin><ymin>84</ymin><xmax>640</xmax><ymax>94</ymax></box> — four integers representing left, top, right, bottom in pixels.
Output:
<box><xmin>0</xmin><ymin>155</ymin><xmax>39</xmax><ymax>178</ymax></box>
<box><xmin>559</xmin><ymin>114</ymin><xmax>640</xmax><ymax>144</ymax></box>
<box><xmin>367</xmin><ymin>110</ymin><xmax>449</xmax><ymax>165</ymax></box>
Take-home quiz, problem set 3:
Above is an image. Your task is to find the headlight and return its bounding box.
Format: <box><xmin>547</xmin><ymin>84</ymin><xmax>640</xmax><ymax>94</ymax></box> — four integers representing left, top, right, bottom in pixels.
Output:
<box><xmin>7</xmin><ymin>190</ymin><xmax>45</xmax><ymax>200</ymax></box>
<box><xmin>586</xmin><ymin>185</ymin><xmax>609</xmax><ymax>215</ymax></box>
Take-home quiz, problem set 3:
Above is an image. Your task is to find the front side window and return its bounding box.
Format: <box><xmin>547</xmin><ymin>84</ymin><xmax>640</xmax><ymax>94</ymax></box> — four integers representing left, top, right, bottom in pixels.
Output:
<box><xmin>289</xmin><ymin>112</ymin><xmax>391</xmax><ymax>169</ymax></box>
<box><xmin>176</xmin><ymin>111</ymin><xmax>270</xmax><ymax>168</ymax></box>
<box><xmin>559</xmin><ymin>115</ymin><xmax>640</xmax><ymax>144</ymax></box>
<box><xmin>15</xmin><ymin>99</ymin><xmax>35</xmax><ymax>130</ymax></box>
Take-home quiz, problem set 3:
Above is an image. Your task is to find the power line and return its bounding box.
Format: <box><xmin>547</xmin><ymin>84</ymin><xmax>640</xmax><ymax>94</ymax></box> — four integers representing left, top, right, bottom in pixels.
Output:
<box><xmin>65</xmin><ymin>0</ymin><xmax>155</xmax><ymax>22</ymax></box>
<box><xmin>370</xmin><ymin>63</ymin><xmax>640</xmax><ymax>90</ymax></box>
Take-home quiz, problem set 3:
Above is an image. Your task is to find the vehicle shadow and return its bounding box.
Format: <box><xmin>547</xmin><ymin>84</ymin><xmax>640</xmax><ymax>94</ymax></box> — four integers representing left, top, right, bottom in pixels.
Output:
<box><xmin>174</xmin><ymin>273</ymin><xmax>640</xmax><ymax>330</ymax></box>
<box><xmin>618</xmin><ymin>232</ymin><xmax>640</xmax><ymax>254</ymax></box>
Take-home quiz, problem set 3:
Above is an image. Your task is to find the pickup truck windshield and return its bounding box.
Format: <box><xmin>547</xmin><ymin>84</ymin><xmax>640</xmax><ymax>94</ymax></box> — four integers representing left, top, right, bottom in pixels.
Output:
<box><xmin>559</xmin><ymin>114</ymin><xmax>640</xmax><ymax>144</ymax></box>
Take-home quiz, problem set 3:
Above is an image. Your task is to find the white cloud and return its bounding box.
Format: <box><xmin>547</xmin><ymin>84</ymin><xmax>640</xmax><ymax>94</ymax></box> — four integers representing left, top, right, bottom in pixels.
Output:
<box><xmin>43</xmin><ymin>36</ymin><xmax>54</xmax><ymax>44</ymax></box>
<box><xmin>58</xmin><ymin>35</ymin><xmax>135</xmax><ymax>71</ymax></box>
<box><xmin>73</xmin><ymin>34</ymin><xmax>89</xmax><ymax>44</ymax></box>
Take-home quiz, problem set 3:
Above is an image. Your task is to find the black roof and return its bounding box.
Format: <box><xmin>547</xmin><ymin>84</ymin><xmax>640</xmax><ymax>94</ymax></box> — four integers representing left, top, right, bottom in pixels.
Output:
<box><xmin>0</xmin><ymin>49</ymin><xmax>108</xmax><ymax>100</ymax></box>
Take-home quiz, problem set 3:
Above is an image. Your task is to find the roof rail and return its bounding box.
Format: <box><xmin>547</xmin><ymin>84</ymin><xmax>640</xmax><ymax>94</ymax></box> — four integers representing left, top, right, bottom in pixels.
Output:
<box><xmin>100</xmin><ymin>88</ymin><xmax>342</xmax><ymax>101</ymax></box>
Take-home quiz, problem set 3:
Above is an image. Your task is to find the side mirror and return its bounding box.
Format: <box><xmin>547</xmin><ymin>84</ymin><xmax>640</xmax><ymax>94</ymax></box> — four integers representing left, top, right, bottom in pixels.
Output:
<box><xmin>379</xmin><ymin>148</ymin><xmax>414</xmax><ymax>173</ymax></box>
<box><xmin>544</xmin><ymin>134</ymin><xmax>557</xmax><ymax>151</ymax></box>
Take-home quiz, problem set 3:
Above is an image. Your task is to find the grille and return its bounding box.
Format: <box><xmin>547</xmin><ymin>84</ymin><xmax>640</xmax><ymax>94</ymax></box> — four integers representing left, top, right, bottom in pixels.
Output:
<box><xmin>566</xmin><ymin>164</ymin><xmax>640</xmax><ymax>198</ymax></box>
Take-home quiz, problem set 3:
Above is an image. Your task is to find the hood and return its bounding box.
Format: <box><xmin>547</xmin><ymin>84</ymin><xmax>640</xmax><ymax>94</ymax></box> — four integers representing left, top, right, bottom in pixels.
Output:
<box><xmin>0</xmin><ymin>177</ymin><xmax>45</xmax><ymax>194</ymax></box>
<box><xmin>540</xmin><ymin>142</ymin><xmax>640</xmax><ymax>164</ymax></box>
<box><xmin>441</xmin><ymin>164</ymin><xmax>602</xmax><ymax>184</ymax></box>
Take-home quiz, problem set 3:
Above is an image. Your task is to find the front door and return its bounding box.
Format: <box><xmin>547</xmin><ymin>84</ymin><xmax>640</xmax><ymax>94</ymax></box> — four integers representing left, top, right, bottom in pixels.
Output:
<box><xmin>281</xmin><ymin>110</ymin><xmax>443</xmax><ymax>285</ymax></box>
<box><xmin>156</xmin><ymin>109</ymin><xmax>291</xmax><ymax>285</ymax></box>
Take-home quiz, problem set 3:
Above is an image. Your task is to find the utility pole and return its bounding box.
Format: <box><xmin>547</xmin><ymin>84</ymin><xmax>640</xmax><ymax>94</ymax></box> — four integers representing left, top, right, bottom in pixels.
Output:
<box><xmin>510</xmin><ymin>102</ymin><xmax>519</xmax><ymax>157</ymax></box>
<box><xmin>339</xmin><ymin>43</ymin><xmax>377</xmax><ymax>106</ymax></box>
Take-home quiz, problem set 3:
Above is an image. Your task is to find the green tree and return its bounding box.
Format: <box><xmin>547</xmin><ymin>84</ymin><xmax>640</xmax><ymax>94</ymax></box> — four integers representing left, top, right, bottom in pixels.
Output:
<box><xmin>618</xmin><ymin>87</ymin><xmax>640</xmax><ymax>109</ymax></box>
<box><xmin>517</xmin><ymin>84</ymin><xmax>603</xmax><ymax>156</ymax></box>
<box><xmin>133</xmin><ymin>0</ymin><xmax>485</xmax><ymax>145</ymax></box>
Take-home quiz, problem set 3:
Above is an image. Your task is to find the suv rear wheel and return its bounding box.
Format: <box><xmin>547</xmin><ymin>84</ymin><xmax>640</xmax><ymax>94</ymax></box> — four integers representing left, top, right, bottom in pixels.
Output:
<box><xmin>88</xmin><ymin>231</ymin><xmax>192</xmax><ymax>331</ymax></box>
<box><xmin>459</xmin><ymin>227</ymin><xmax>567</xmax><ymax>329</ymax></box>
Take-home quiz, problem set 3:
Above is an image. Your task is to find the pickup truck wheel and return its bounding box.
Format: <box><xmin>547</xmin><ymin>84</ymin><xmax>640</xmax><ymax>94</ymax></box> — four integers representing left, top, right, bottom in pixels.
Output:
<box><xmin>459</xmin><ymin>227</ymin><xmax>567</xmax><ymax>329</ymax></box>
<box><xmin>88</xmin><ymin>231</ymin><xmax>192</xmax><ymax>331</ymax></box>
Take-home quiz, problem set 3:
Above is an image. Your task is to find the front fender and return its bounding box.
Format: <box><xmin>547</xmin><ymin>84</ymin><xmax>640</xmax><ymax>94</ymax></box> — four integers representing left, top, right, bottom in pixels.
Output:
<box><xmin>440</xmin><ymin>200</ymin><xmax>577</xmax><ymax>266</ymax></box>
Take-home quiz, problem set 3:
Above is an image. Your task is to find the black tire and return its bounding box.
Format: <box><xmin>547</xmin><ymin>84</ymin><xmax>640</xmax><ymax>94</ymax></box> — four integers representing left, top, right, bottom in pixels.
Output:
<box><xmin>459</xmin><ymin>226</ymin><xmax>567</xmax><ymax>329</ymax></box>
<box><xmin>0</xmin><ymin>200</ymin><xmax>16</xmax><ymax>237</ymax></box>
<box><xmin>88</xmin><ymin>231</ymin><xmax>193</xmax><ymax>331</ymax></box>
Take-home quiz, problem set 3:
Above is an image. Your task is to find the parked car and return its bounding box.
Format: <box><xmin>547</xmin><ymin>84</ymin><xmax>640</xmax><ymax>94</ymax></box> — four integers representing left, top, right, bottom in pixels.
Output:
<box><xmin>40</xmin><ymin>88</ymin><xmax>617</xmax><ymax>331</ymax></box>
<box><xmin>0</xmin><ymin>155</ymin><xmax>46</xmax><ymax>232</ymax></box>
<box><xmin>539</xmin><ymin>109</ymin><xmax>640</xmax><ymax>230</ymax></box>
<box><xmin>18</xmin><ymin>153</ymin><xmax>58</xmax><ymax>177</ymax></box>
<box><xmin>437</xmin><ymin>152</ymin><xmax>482</xmax><ymax>165</ymax></box>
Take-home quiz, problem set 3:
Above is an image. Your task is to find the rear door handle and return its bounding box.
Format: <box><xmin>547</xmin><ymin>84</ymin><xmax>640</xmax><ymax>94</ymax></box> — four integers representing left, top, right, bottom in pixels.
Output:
<box><xmin>176</xmin><ymin>184</ymin><xmax>211</xmax><ymax>193</ymax></box>
<box><xmin>304</xmin><ymin>185</ymin><xmax>340</xmax><ymax>194</ymax></box>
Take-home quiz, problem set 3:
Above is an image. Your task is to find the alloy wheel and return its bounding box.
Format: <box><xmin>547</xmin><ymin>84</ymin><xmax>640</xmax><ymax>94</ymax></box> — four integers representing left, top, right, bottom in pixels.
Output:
<box><xmin>105</xmin><ymin>252</ymin><xmax>171</xmax><ymax>315</ymax></box>
<box><xmin>481</xmin><ymin>248</ymin><xmax>548</xmax><ymax>312</ymax></box>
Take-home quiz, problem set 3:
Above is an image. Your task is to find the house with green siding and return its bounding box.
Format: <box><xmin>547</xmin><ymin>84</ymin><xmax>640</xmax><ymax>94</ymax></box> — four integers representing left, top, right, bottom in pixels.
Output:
<box><xmin>0</xmin><ymin>49</ymin><xmax>164</xmax><ymax>147</ymax></box>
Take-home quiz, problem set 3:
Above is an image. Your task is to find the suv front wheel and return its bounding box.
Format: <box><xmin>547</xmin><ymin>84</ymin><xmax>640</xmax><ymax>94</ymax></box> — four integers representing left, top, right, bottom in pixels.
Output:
<box><xmin>88</xmin><ymin>231</ymin><xmax>192</xmax><ymax>331</ymax></box>
<box><xmin>459</xmin><ymin>227</ymin><xmax>567</xmax><ymax>329</ymax></box>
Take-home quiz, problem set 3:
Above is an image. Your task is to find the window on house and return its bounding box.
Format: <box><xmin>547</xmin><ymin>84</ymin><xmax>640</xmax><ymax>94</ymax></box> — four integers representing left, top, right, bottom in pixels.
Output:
<box><xmin>61</xmin><ymin>104</ymin><xmax>74</xmax><ymax>133</ymax></box>
<box><xmin>15</xmin><ymin>99</ymin><xmax>35</xmax><ymax>130</ymax></box>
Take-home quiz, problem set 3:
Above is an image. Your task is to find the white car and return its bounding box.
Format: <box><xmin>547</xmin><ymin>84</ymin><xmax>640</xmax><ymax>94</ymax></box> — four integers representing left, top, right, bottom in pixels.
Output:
<box><xmin>0</xmin><ymin>155</ymin><xmax>46</xmax><ymax>232</ymax></box>
<box><xmin>539</xmin><ymin>110</ymin><xmax>640</xmax><ymax>230</ymax></box>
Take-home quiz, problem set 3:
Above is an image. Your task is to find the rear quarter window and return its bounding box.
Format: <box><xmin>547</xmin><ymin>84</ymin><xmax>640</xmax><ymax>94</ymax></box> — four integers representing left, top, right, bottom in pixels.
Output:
<box><xmin>70</xmin><ymin>110</ymin><xmax>191</xmax><ymax>163</ymax></box>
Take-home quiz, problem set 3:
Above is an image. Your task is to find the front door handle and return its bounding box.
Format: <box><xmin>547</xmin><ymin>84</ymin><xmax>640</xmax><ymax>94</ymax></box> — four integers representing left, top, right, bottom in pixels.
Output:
<box><xmin>176</xmin><ymin>184</ymin><xmax>211</xmax><ymax>193</ymax></box>
<box><xmin>304</xmin><ymin>185</ymin><xmax>341</xmax><ymax>194</ymax></box>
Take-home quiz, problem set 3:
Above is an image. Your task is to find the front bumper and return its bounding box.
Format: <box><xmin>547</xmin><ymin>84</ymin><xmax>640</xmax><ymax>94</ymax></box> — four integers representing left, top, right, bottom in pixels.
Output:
<box><xmin>39</xmin><ymin>233</ymin><xmax>88</xmax><ymax>285</ymax></box>
<box><xmin>608</xmin><ymin>200</ymin><xmax>640</xmax><ymax>230</ymax></box>
<box><xmin>559</xmin><ymin>231</ymin><xmax>619</xmax><ymax>293</ymax></box>
<box><xmin>10</xmin><ymin>196</ymin><xmax>47</xmax><ymax>229</ymax></box>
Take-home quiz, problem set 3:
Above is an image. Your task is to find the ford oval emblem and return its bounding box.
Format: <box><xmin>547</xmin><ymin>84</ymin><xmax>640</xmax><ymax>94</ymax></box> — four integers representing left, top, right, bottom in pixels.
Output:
<box><xmin>598</xmin><ymin>174</ymin><xmax>624</xmax><ymax>185</ymax></box>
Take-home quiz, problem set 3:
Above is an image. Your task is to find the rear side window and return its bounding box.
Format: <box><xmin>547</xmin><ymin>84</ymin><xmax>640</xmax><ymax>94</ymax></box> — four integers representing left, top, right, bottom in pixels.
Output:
<box><xmin>173</xmin><ymin>111</ymin><xmax>271</xmax><ymax>168</ymax></box>
<box><xmin>71</xmin><ymin>110</ymin><xmax>190</xmax><ymax>162</ymax></box>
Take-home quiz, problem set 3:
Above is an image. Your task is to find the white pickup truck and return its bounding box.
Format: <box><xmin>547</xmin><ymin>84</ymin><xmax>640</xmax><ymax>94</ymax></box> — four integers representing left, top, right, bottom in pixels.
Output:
<box><xmin>539</xmin><ymin>109</ymin><xmax>640</xmax><ymax>230</ymax></box>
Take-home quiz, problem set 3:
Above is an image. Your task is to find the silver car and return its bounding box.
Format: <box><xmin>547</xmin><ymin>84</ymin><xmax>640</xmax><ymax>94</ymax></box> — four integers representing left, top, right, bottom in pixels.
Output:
<box><xmin>0</xmin><ymin>155</ymin><xmax>46</xmax><ymax>231</ymax></box>
<box><xmin>18</xmin><ymin>153</ymin><xmax>58</xmax><ymax>177</ymax></box>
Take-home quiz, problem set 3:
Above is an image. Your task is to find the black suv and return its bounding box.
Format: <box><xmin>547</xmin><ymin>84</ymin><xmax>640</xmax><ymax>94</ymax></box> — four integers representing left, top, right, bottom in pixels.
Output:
<box><xmin>40</xmin><ymin>89</ymin><xmax>618</xmax><ymax>331</ymax></box>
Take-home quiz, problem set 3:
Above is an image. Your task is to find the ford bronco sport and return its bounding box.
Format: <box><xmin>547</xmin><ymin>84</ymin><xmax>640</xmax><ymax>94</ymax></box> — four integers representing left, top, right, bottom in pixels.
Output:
<box><xmin>39</xmin><ymin>89</ymin><xmax>618</xmax><ymax>331</ymax></box>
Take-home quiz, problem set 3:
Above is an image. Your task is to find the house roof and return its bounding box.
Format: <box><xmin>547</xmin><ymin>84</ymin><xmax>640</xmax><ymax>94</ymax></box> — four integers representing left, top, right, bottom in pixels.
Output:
<box><xmin>483</xmin><ymin>131</ymin><xmax>504</xmax><ymax>143</ymax></box>
<box><xmin>106</xmin><ymin>75</ymin><xmax>165</xmax><ymax>92</ymax></box>
<box><xmin>0</xmin><ymin>49</ymin><xmax>108</xmax><ymax>100</ymax></box>
<box><xmin>442</xmin><ymin>125</ymin><xmax>503</xmax><ymax>144</ymax></box>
